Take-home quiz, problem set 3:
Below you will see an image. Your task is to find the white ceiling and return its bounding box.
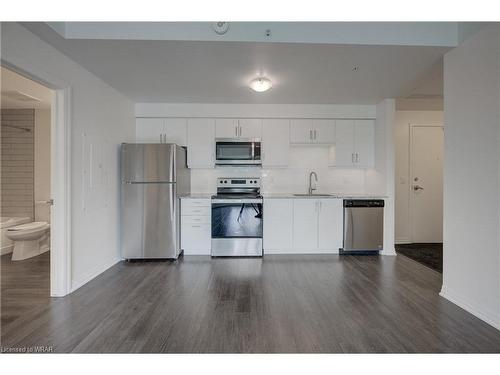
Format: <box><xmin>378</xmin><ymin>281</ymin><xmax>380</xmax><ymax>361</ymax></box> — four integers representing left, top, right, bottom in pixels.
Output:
<box><xmin>1</xmin><ymin>66</ymin><xmax>53</xmax><ymax>109</ymax></box>
<box><xmin>22</xmin><ymin>22</ymin><xmax>449</xmax><ymax>104</ymax></box>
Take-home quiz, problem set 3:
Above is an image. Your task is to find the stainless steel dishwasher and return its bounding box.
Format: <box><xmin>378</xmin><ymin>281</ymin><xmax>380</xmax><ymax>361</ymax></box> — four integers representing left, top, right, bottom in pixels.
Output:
<box><xmin>342</xmin><ymin>199</ymin><xmax>384</xmax><ymax>253</ymax></box>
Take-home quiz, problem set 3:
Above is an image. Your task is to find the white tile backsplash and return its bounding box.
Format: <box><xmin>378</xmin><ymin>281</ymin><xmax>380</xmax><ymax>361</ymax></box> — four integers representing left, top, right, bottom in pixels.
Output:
<box><xmin>190</xmin><ymin>146</ymin><xmax>370</xmax><ymax>195</ymax></box>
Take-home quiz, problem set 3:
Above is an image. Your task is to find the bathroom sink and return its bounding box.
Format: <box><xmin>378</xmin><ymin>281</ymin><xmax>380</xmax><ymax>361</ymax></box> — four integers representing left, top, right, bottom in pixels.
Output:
<box><xmin>293</xmin><ymin>193</ymin><xmax>334</xmax><ymax>197</ymax></box>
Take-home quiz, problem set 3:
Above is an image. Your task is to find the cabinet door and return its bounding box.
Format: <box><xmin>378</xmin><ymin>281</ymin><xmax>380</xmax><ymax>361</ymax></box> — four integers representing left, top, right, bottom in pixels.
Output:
<box><xmin>187</xmin><ymin>119</ymin><xmax>215</xmax><ymax>168</ymax></box>
<box><xmin>216</xmin><ymin>119</ymin><xmax>239</xmax><ymax>138</ymax></box>
<box><xmin>313</xmin><ymin>119</ymin><xmax>335</xmax><ymax>144</ymax></box>
<box><xmin>354</xmin><ymin>120</ymin><xmax>375</xmax><ymax>168</ymax></box>
<box><xmin>239</xmin><ymin>119</ymin><xmax>262</xmax><ymax>138</ymax></box>
<box><xmin>263</xmin><ymin>199</ymin><xmax>293</xmax><ymax>250</ymax></box>
<box><xmin>164</xmin><ymin>118</ymin><xmax>187</xmax><ymax>146</ymax></box>
<box><xmin>135</xmin><ymin>118</ymin><xmax>165</xmax><ymax>143</ymax></box>
<box><xmin>290</xmin><ymin>119</ymin><xmax>314</xmax><ymax>144</ymax></box>
<box><xmin>318</xmin><ymin>199</ymin><xmax>343</xmax><ymax>251</ymax></box>
<box><xmin>293</xmin><ymin>199</ymin><xmax>318</xmax><ymax>249</ymax></box>
<box><xmin>181</xmin><ymin>223</ymin><xmax>211</xmax><ymax>254</ymax></box>
<box><xmin>333</xmin><ymin>120</ymin><xmax>355</xmax><ymax>167</ymax></box>
<box><xmin>262</xmin><ymin>119</ymin><xmax>290</xmax><ymax>167</ymax></box>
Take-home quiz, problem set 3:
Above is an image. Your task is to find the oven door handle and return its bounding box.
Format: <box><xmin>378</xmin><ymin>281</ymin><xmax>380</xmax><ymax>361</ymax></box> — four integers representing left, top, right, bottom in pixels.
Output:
<box><xmin>212</xmin><ymin>199</ymin><xmax>263</xmax><ymax>204</ymax></box>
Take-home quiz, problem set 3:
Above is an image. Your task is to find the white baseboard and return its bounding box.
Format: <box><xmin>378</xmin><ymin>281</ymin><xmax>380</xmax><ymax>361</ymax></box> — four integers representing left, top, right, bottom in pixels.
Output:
<box><xmin>395</xmin><ymin>238</ymin><xmax>411</xmax><ymax>244</ymax></box>
<box><xmin>381</xmin><ymin>250</ymin><xmax>397</xmax><ymax>256</ymax></box>
<box><xmin>71</xmin><ymin>255</ymin><xmax>121</xmax><ymax>294</ymax></box>
<box><xmin>440</xmin><ymin>285</ymin><xmax>500</xmax><ymax>331</ymax></box>
<box><xmin>264</xmin><ymin>248</ymin><xmax>339</xmax><ymax>255</ymax></box>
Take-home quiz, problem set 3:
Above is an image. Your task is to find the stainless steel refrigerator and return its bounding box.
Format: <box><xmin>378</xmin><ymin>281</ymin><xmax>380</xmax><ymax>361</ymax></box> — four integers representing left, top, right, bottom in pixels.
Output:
<box><xmin>120</xmin><ymin>143</ymin><xmax>190</xmax><ymax>259</ymax></box>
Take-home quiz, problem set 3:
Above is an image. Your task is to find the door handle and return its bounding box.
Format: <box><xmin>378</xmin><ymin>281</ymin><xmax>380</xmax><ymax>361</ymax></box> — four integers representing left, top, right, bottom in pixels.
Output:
<box><xmin>413</xmin><ymin>185</ymin><xmax>424</xmax><ymax>191</ymax></box>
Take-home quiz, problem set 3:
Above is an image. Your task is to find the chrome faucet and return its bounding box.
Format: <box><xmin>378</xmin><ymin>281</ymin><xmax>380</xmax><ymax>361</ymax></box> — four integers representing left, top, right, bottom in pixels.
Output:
<box><xmin>308</xmin><ymin>171</ymin><xmax>318</xmax><ymax>195</ymax></box>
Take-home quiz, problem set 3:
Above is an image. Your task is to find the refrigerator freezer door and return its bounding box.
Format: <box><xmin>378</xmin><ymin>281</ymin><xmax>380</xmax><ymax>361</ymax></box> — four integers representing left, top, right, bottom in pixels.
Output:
<box><xmin>121</xmin><ymin>143</ymin><xmax>176</xmax><ymax>183</ymax></box>
<box><xmin>121</xmin><ymin>182</ymin><xmax>178</xmax><ymax>259</ymax></box>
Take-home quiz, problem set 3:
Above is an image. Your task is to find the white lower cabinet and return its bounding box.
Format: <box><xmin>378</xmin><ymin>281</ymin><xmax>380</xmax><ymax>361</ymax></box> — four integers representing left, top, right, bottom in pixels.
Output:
<box><xmin>181</xmin><ymin>198</ymin><xmax>211</xmax><ymax>255</ymax></box>
<box><xmin>263</xmin><ymin>199</ymin><xmax>293</xmax><ymax>251</ymax></box>
<box><xmin>263</xmin><ymin>198</ymin><xmax>343</xmax><ymax>254</ymax></box>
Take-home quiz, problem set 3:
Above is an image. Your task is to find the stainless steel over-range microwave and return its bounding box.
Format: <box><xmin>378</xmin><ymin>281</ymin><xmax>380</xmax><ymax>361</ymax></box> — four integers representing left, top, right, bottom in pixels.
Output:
<box><xmin>215</xmin><ymin>138</ymin><xmax>261</xmax><ymax>166</ymax></box>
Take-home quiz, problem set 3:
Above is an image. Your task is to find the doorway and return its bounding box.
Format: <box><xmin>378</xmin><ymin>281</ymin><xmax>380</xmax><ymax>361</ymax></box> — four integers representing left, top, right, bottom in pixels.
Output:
<box><xmin>395</xmin><ymin>121</ymin><xmax>444</xmax><ymax>272</ymax></box>
<box><xmin>0</xmin><ymin>62</ymin><xmax>71</xmax><ymax>299</ymax></box>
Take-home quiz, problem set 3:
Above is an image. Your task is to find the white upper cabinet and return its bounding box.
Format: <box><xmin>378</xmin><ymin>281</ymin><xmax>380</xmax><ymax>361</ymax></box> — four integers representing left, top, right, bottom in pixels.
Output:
<box><xmin>216</xmin><ymin>119</ymin><xmax>239</xmax><ymax>138</ymax></box>
<box><xmin>313</xmin><ymin>119</ymin><xmax>335</xmax><ymax>144</ymax></box>
<box><xmin>262</xmin><ymin>119</ymin><xmax>290</xmax><ymax>168</ymax></box>
<box><xmin>239</xmin><ymin>119</ymin><xmax>262</xmax><ymax>138</ymax></box>
<box><xmin>353</xmin><ymin>120</ymin><xmax>375</xmax><ymax>168</ymax></box>
<box><xmin>215</xmin><ymin>119</ymin><xmax>262</xmax><ymax>139</ymax></box>
<box><xmin>164</xmin><ymin>118</ymin><xmax>187</xmax><ymax>146</ymax></box>
<box><xmin>187</xmin><ymin>118</ymin><xmax>216</xmax><ymax>168</ymax></box>
<box><xmin>290</xmin><ymin>119</ymin><xmax>313</xmax><ymax>144</ymax></box>
<box><xmin>136</xmin><ymin>118</ymin><xmax>165</xmax><ymax>143</ymax></box>
<box><xmin>290</xmin><ymin>119</ymin><xmax>335</xmax><ymax>144</ymax></box>
<box><xmin>332</xmin><ymin>119</ymin><xmax>374</xmax><ymax>168</ymax></box>
<box><xmin>136</xmin><ymin>118</ymin><xmax>187</xmax><ymax>146</ymax></box>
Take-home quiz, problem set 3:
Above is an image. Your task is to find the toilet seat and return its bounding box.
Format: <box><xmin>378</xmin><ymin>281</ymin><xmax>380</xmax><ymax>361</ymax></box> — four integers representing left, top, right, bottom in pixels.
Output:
<box><xmin>8</xmin><ymin>221</ymin><xmax>49</xmax><ymax>232</ymax></box>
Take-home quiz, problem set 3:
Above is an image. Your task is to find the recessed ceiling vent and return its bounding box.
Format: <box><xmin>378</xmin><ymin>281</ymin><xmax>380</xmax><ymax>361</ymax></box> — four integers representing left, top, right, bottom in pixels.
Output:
<box><xmin>1</xmin><ymin>90</ymin><xmax>42</xmax><ymax>102</ymax></box>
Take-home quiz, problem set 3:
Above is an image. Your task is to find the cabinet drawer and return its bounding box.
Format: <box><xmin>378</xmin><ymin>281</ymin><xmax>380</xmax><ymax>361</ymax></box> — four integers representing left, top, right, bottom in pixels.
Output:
<box><xmin>182</xmin><ymin>216</ymin><xmax>211</xmax><ymax>224</ymax></box>
<box><xmin>182</xmin><ymin>205</ymin><xmax>211</xmax><ymax>216</ymax></box>
<box><xmin>181</xmin><ymin>223</ymin><xmax>211</xmax><ymax>251</ymax></box>
<box><xmin>182</xmin><ymin>198</ymin><xmax>211</xmax><ymax>207</ymax></box>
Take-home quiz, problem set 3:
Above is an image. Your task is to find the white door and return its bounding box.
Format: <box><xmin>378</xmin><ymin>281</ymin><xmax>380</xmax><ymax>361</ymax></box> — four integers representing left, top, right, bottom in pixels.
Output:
<box><xmin>187</xmin><ymin>118</ymin><xmax>215</xmax><ymax>168</ymax></box>
<box><xmin>263</xmin><ymin>199</ymin><xmax>293</xmax><ymax>250</ymax></box>
<box><xmin>354</xmin><ymin>120</ymin><xmax>375</xmax><ymax>167</ymax></box>
<box><xmin>410</xmin><ymin>126</ymin><xmax>444</xmax><ymax>242</ymax></box>
<box><xmin>313</xmin><ymin>119</ymin><xmax>335</xmax><ymax>144</ymax></box>
<box><xmin>318</xmin><ymin>199</ymin><xmax>343</xmax><ymax>251</ymax></box>
<box><xmin>293</xmin><ymin>199</ymin><xmax>318</xmax><ymax>250</ymax></box>
<box><xmin>262</xmin><ymin>119</ymin><xmax>290</xmax><ymax>167</ymax></box>
<box><xmin>135</xmin><ymin>118</ymin><xmax>164</xmax><ymax>143</ymax></box>
<box><xmin>290</xmin><ymin>119</ymin><xmax>314</xmax><ymax>144</ymax></box>
<box><xmin>239</xmin><ymin>119</ymin><xmax>262</xmax><ymax>138</ymax></box>
<box><xmin>333</xmin><ymin>120</ymin><xmax>355</xmax><ymax>167</ymax></box>
<box><xmin>164</xmin><ymin>118</ymin><xmax>187</xmax><ymax>146</ymax></box>
<box><xmin>215</xmin><ymin>119</ymin><xmax>239</xmax><ymax>138</ymax></box>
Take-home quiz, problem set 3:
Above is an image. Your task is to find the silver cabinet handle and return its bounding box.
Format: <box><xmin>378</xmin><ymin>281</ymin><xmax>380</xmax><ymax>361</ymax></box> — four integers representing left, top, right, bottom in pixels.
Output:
<box><xmin>309</xmin><ymin>130</ymin><xmax>313</xmax><ymax>141</ymax></box>
<box><xmin>314</xmin><ymin>130</ymin><xmax>317</xmax><ymax>141</ymax></box>
<box><xmin>160</xmin><ymin>133</ymin><xmax>163</xmax><ymax>143</ymax></box>
<box><xmin>351</xmin><ymin>153</ymin><xmax>355</xmax><ymax>163</ymax></box>
<box><xmin>235</xmin><ymin>126</ymin><xmax>238</xmax><ymax>137</ymax></box>
<box><xmin>239</xmin><ymin>125</ymin><xmax>242</xmax><ymax>137</ymax></box>
<box><xmin>355</xmin><ymin>153</ymin><xmax>359</xmax><ymax>163</ymax></box>
<box><xmin>191</xmin><ymin>225</ymin><xmax>201</xmax><ymax>228</ymax></box>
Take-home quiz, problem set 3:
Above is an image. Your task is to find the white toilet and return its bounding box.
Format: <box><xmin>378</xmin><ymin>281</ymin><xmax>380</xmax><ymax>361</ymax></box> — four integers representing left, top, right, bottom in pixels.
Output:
<box><xmin>6</xmin><ymin>222</ymin><xmax>50</xmax><ymax>261</ymax></box>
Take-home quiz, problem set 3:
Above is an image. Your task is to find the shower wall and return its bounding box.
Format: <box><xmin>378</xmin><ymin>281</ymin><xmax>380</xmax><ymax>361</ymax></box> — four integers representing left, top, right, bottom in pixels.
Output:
<box><xmin>1</xmin><ymin>109</ymin><xmax>35</xmax><ymax>219</ymax></box>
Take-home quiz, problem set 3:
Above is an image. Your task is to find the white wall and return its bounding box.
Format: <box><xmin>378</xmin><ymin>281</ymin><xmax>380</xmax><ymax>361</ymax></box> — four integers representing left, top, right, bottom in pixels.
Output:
<box><xmin>441</xmin><ymin>25</ymin><xmax>500</xmax><ymax>330</ymax></box>
<box><xmin>34</xmin><ymin>108</ymin><xmax>51</xmax><ymax>223</ymax></box>
<box><xmin>395</xmin><ymin>111</ymin><xmax>443</xmax><ymax>243</ymax></box>
<box><xmin>1</xmin><ymin>23</ymin><xmax>136</xmax><ymax>292</ymax></box>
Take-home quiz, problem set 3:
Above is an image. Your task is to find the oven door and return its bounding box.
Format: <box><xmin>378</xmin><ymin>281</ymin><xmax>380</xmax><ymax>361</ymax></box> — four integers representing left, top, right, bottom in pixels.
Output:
<box><xmin>215</xmin><ymin>139</ymin><xmax>261</xmax><ymax>165</ymax></box>
<box><xmin>211</xmin><ymin>198</ymin><xmax>263</xmax><ymax>256</ymax></box>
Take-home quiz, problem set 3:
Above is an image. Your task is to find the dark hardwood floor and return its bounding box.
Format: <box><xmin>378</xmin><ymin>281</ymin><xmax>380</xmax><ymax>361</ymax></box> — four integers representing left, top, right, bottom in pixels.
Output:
<box><xmin>396</xmin><ymin>243</ymin><xmax>443</xmax><ymax>273</ymax></box>
<box><xmin>2</xmin><ymin>252</ymin><xmax>500</xmax><ymax>353</ymax></box>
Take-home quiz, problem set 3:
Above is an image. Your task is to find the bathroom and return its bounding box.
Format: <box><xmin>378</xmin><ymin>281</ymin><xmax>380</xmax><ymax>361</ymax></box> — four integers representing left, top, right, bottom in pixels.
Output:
<box><xmin>1</xmin><ymin>66</ymin><xmax>52</xmax><ymax>267</ymax></box>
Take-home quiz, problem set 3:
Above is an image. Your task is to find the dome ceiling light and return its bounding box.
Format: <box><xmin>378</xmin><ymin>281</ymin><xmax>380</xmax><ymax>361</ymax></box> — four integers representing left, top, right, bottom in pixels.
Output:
<box><xmin>249</xmin><ymin>77</ymin><xmax>273</xmax><ymax>92</ymax></box>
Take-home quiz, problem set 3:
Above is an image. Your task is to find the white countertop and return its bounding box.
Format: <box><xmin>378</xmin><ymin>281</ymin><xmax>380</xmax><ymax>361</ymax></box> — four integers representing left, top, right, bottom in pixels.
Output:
<box><xmin>261</xmin><ymin>193</ymin><xmax>387</xmax><ymax>199</ymax></box>
<box><xmin>180</xmin><ymin>193</ymin><xmax>387</xmax><ymax>199</ymax></box>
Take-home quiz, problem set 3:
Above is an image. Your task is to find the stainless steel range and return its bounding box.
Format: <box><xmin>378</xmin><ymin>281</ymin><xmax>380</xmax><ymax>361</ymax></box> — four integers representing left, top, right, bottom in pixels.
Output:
<box><xmin>211</xmin><ymin>178</ymin><xmax>263</xmax><ymax>257</ymax></box>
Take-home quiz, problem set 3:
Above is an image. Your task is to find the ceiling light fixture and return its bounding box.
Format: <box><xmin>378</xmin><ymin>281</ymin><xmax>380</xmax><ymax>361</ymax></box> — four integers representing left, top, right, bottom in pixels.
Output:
<box><xmin>249</xmin><ymin>77</ymin><xmax>272</xmax><ymax>92</ymax></box>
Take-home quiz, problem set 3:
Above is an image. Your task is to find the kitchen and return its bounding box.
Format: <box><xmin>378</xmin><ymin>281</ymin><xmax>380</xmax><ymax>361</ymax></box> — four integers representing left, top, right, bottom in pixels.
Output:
<box><xmin>124</xmin><ymin>113</ymin><xmax>388</xmax><ymax>260</ymax></box>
